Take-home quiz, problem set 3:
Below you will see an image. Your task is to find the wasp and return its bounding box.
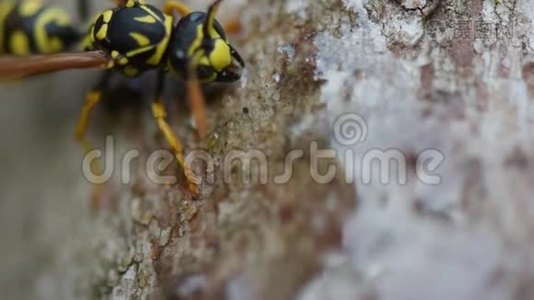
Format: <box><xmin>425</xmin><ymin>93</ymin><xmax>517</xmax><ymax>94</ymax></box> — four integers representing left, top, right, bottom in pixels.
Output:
<box><xmin>0</xmin><ymin>0</ymin><xmax>245</xmax><ymax>197</ymax></box>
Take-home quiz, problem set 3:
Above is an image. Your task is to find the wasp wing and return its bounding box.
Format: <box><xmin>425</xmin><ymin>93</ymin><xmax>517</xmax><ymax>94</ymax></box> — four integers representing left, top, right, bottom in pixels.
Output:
<box><xmin>0</xmin><ymin>51</ymin><xmax>108</xmax><ymax>80</ymax></box>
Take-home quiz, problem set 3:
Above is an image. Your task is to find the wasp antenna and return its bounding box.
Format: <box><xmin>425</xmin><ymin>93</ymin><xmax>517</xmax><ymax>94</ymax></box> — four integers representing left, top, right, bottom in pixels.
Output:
<box><xmin>203</xmin><ymin>0</ymin><xmax>223</xmax><ymax>38</ymax></box>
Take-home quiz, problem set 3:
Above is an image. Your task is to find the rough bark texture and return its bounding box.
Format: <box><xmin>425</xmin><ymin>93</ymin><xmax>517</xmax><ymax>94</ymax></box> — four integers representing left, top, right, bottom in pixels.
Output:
<box><xmin>2</xmin><ymin>0</ymin><xmax>534</xmax><ymax>299</ymax></box>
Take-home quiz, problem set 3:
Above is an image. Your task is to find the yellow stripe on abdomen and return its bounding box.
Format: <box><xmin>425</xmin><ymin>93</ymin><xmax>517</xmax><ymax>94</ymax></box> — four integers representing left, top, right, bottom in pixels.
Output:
<box><xmin>10</xmin><ymin>30</ymin><xmax>30</xmax><ymax>55</ymax></box>
<box><xmin>34</xmin><ymin>7</ymin><xmax>72</xmax><ymax>53</ymax></box>
<box><xmin>18</xmin><ymin>0</ymin><xmax>43</xmax><ymax>17</ymax></box>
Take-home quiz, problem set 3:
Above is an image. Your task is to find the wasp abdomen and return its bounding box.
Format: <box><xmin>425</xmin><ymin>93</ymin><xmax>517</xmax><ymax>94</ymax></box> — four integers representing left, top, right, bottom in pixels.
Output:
<box><xmin>0</xmin><ymin>0</ymin><xmax>79</xmax><ymax>55</ymax></box>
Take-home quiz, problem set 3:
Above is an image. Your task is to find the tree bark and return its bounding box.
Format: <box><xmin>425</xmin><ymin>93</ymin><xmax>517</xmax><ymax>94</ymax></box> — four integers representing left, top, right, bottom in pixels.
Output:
<box><xmin>2</xmin><ymin>0</ymin><xmax>534</xmax><ymax>299</ymax></box>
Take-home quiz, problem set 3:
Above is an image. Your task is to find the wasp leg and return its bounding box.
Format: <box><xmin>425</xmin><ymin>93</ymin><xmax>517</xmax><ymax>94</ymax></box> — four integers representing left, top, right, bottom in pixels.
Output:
<box><xmin>75</xmin><ymin>71</ymin><xmax>111</xmax><ymax>208</ymax></box>
<box><xmin>114</xmin><ymin>0</ymin><xmax>145</xmax><ymax>8</ymax></box>
<box><xmin>74</xmin><ymin>71</ymin><xmax>112</xmax><ymax>187</ymax></box>
<box><xmin>185</xmin><ymin>49</ymin><xmax>210</xmax><ymax>138</ymax></box>
<box><xmin>186</xmin><ymin>79</ymin><xmax>209</xmax><ymax>138</ymax></box>
<box><xmin>75</xmin><ymin>71</ymin><xmax>110</xmax><ymax>145</ymax></box>
<box><xmin>163</xmin><ymin>0</ymin><xmax>191</xmax><ymax>16</ymax></box>
<box><xmin>151</xmin><ymin>71</ymin><xmax>200</xmax><ymax>197</ymax></box>
<box><xmin>114</xmin><ymin>0</ymin><xmax>127</xmax><ymax>7</ymax></box>
<box><xmin>75</xmin><ymin>91</ymin><xmax>101</xmax><ymax>146</ymax></box>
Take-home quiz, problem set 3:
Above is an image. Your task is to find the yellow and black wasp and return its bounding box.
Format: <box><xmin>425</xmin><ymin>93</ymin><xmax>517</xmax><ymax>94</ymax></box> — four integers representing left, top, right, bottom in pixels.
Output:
<box><xmin>0</xmin><ymin>0</ymin><xmax>245</xmax><ymax>197</ymax></box>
